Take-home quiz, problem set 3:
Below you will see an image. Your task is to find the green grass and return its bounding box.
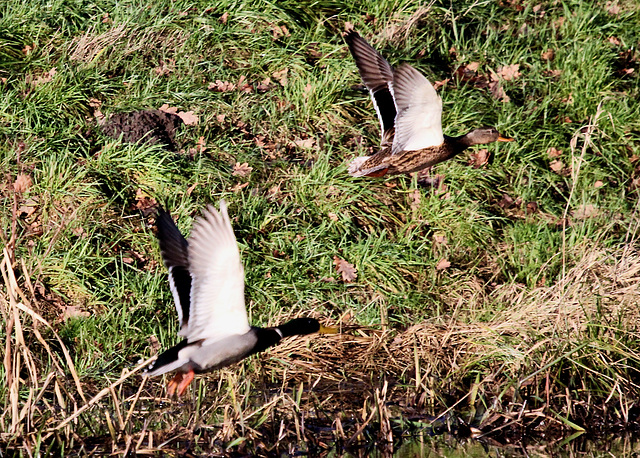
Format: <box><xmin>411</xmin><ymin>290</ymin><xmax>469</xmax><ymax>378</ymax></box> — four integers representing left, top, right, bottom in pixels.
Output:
<box><xmin>1</xmin><ymin>0</ymin><xmax>640</xmax><ymax>455</ymax></box>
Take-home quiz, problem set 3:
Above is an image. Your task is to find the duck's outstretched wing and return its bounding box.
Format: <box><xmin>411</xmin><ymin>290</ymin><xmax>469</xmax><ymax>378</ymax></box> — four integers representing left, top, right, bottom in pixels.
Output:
<box><xmin>184</xmin><ymin>201</ymin><xmax>250</xmax><ymax>343</ymax></box>
<box><xmin>156</xmin><ymin>209</ymin><xmax>192</xmax><ymax>335</ymax></box>
<box><xmin>345</xmin><ymin>30</ymin><xmax>397</xmax><ymax>143</ymax></box>
<box><xmin>391</xmin><ymin>64</ymin><xmax>444</xmax><ymax>154</ymax></box>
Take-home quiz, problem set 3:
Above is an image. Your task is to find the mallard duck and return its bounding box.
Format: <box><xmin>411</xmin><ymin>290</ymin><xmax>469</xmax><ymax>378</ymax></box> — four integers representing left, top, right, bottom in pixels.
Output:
<box><xmin>145</xmin><ymin>202</ymin><xmax>337</xmax><ymax>396</ymax></box>
<box><xmin>344</xmin><ymin>30</ymin><xmax>513</xmax><ymax>178</ymax></box>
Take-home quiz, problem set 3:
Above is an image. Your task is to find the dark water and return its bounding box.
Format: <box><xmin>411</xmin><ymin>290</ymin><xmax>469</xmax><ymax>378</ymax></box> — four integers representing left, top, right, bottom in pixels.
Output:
<box><xmin>326</xmin><ymin>433</ymin><xmax>640</xmax><ymax>457</ymax></box>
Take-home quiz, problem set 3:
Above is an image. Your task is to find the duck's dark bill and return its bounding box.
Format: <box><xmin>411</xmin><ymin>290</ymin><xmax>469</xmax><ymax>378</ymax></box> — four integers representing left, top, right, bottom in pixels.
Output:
<box><xmin>497</xmin><ymin>135</ymin><xmax>514</xmax><ymax>142</ymax></box>
<box><xmin>318</xmin><ymin>325</ymin><xmax>339</xmax><ymax>334</ymax></box>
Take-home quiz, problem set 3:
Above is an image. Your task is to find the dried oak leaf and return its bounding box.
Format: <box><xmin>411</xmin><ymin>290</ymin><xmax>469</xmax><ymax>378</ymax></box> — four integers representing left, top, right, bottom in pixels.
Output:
<box><xmin>135</xmin><ymin>188</ymin><xmax>157</xmax><ymax>216</ymax></box>
<box><xmin>466</xmin><ymin>61</ymin><xmax>480</xmax><ymax>72</ymax></box>
<box><xmin>272</xmin><ymin>68</ymin><xmax>288</xmax><ymax>86</ymax></box>
<box><xmin>63</xmin><ymin>306</ymin><xmax>90</xmax><ymax>321</ymax></box>
<box><xmin>230</xmin><ymin>182</ymin><xmax>249</xmax><ymax>192</ymax></box>
<box><xmin>209</xmin><ymin>80</ymin><xmax>236</xmax><ymax>92</ymax></box>
<box><xmin>498</xmin><ymin>193</ymin><xmax>515</xmax><ymax>209</ymax></box>
<box><xmin>154</xmin><ymin>58</ymin><xmax>175</xmax><ymax>76</ymax></box>
<box><xmin>433</xmin><ymin>78</ymin><xmax>449</xmax><ymax>90</ymax></box>
<box><xmin>34</xmin><ymin>67</ymin><xmax>57</xmax><ymax>85</ymax></box>
<box><xmin>549</xmin><ymin>160</ymin><xmax>565</xmax><ymax>173</ymax></box>
<box><xmin>232</xmin><ymin>162</ymin><xmax>253</xmax><ymax>177</ymax></box>
<box><xmin>176</xmin><ymin>111</ymin><xmax>198</xmax><ymax>126</ymax></box>
<box><xmin>158</xmin><ymin>104</ymin><xmax>199</xmax><ymax>126</ymax></box>
<box><xmin>489</xmin><ymin>80</ymin><xmax>510</xmax><ymax>103</ymax></box>
<box><xmin>257</xmin><ymin>77</ymin><xmax>274</xmax><ymax>92</ymax></box>
<box><xmin>271</xmin><ymin>24</ymin><xmax>290</xmax><ymax>40</ymax></box>
<box><xmin>573</xmin><ymin>204</ymin><xmax>599</xmax><ymax>219</ymax></box>
<box><xmin>469</xmin><ymin>148</ymin><xmax>490</xmax><ymax>168</ymax></box>
<box><xmin>541</xmin><ymin>49</ymin><xmax>555</xmax><ymax>61</ymax></box>
<box><xmin>606</xmin><ymin>0</ymin><xmax>620</xmax><ymax>15</ymax></box>
<box><xmin>14</xmin><ymin>174</ymin><xmax>33</xmax><ymax>193</ymax></box>
<box><xmin>293</xmin><ymin>137</ymin><xmax>315</xmax><ymax>149</ymax></box>
<box><xmin>433</xmin><ymin>234</ymin><xmax>447</xmax><ymax>245</ymax></box>
<box><xmin>547</xmin><ymin>147</ymin><xmax>562</xmax><ymax>158</ymax></box>
<box><xmin>333</xmin><ymin>256</ymin><xmax>357</xmax><ymax>283</ymax></box>
<box><xmin>497</xmin><ymin>64</ymin><xmax>521</xmax><ymax>81</ymax></box>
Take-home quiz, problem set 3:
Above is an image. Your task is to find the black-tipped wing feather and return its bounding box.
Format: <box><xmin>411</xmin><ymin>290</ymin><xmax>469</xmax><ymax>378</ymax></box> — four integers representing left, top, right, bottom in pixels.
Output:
<box><xmin>344</xmin><ymin>30</ymin><xmax>397</xmax><ymax>139</ymax></box>
<box><xmin>156</xmin><ymin>210</ymin><xmax>192</xmax><ymax>331</ymax></box>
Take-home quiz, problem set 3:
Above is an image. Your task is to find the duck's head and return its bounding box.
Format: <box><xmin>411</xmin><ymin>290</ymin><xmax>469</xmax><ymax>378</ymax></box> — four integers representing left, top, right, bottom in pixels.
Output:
<box><xmin>463</xmin><ymin>127</ymin><xmax>513</xmax><ymax>146</ymax></box>
<box><xmin>277</xmin><ymin>318</ymin><xmax>338</xmax><ymax>337</ymax></box>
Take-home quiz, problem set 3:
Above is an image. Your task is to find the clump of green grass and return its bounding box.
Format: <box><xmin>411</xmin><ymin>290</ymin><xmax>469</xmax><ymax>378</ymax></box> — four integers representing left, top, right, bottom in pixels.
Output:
<box><xmin>1</xmin><ymin>0</ymin><xmax>640</xmax><ymax>454</ymax></box>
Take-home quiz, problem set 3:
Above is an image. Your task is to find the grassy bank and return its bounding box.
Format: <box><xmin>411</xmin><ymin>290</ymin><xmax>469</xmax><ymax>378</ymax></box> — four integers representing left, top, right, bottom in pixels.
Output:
<box><xmin>1</xmin><ymin>0</ymin><xmax>640</xmax><ymax>455</ymax></box>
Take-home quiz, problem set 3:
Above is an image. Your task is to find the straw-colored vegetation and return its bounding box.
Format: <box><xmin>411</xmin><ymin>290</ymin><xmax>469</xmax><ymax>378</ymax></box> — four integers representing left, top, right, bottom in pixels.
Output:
<box><xmin>1</xmin><ymin>0</ymin><xmax>639</xmax><ymax>455</ymax></box>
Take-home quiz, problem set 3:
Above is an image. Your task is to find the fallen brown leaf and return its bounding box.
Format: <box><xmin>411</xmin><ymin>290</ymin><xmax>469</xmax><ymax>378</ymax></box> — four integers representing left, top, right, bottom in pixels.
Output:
<box><xmin>541</xmin><ymin>49</ymin><xmax>554</xmax><ymax>61</ymax></box>
<box><xmin>594</xmin><ymin>180</ymin><xmax>604</xmax><ymax>188</ymax></box>
<box><xmin>13</xmin><ymin>174</ymin><xmax>33</xmax><ymax>193</ymax></box>
<box><xmin>209</xmin><ymin>80</ymin><xmax>236</xmax><ymax>92</ymax></box>
<box><xmin>489</xmin><ymin>80</ymin><xmax>510</xmax><ymax>103</ymax></box>
<box><xmin>549</xmin><ymin>160</ymin><xmax>565</xmax><ymax>172</ymax></box>
<box><xmin>257</xmin><ymin>77</ymin><xmax>273</xmax><ymax>92</ymax></box>
<box><xmin>186</xmin><ymin>183</ymin><xmax>198</xmax><ymax>195</ymax></box>
<box><xmin>466</xmin><ymin>62</ymin><xmax>480</xmax><ymax>72</ymax></box>
<box><xmin>135</xmin><ymin>188</ymin><xmax>157</xmax><ymax>216</ymax></box>
<box><xmin>63</xmin><ymin>306</ymin><xmax>90</xmax><ymax>321</ymax></box>
<box><xmin>154</xmin><ymin>58</ymin><xmax>175</xmax><ymax>76</ymax></box>
<box><xmin>547</xmin><ymin>147</ymin><xmax>562</xmax><ymax>158</ymax></box>
<box><xmin>232</xmin><ymin>162</ymin><xmax>253</xmax><ymax>177</ymax></box>
<box><xmin>573</xmin><ymin>204</ymin><xmax>598</xmax><ymax>219</ymax></box>
<box><xmin>271</xmin><ymin>24</ymin><xmax>290</xmax><ymax>40</ymax></box>
<box><xmin>272</xmin><ymin>68</ymin><xmax>288</xmax><ymax>86</ymax></box>
<box><xmin>498</xmin><ymin>193</ymin><xmax>515</xmax><ymax>209</ymax></box>
<box><xmin>176</xmin><ymin>110</ymin><xmax>198</xmax><ymax>125</ymax></box>
<box><xmin>158</xmin><ymin>104</ymin><xmax>199</xmax><ymax>125</ymax></box>
<box><xmin>606</xmin><ymin>0</ymin><xmax>620</xmax><ymax>15</ymax></box>
<box><xmin>333</xmin><ymin>256</ymin><xmax>357</xmax><ymax>283</ymax></box>
<box><xmin>293</xmin><ymin>138</ymin><xmax>315</xmax><ymax>149</ymax></box>
<box><xmin>435</xmin><ymin>258</ymin><xmax>451</xmax><ymax>271</ymax></box>
<box><xmin>33</xmin><ymin>67</ymin><xmax>57</xmax><ymax>85</ymax></box>
<box><xmin>469</xmin><ymin>149</ymin><xmax>490</xmax><ymax>168</ymax></box>
<box><xmin>433</xmin><ymin>78</ymin><xmax>449</xmax><ymax>90</ymax></box>
<box><xmin>220</xmin><ymin>12</ymin><xmax>229</xmax><ymax>24</ymax></box>
<box><xmin>433</xmin><ymin>234</ymin><xmax>447</xmax><ymax>245</ymax></box>
<box><xmin>497</xmin><ymin>64</ymin><xmax>521</xmax><ymax>81</ymax></box>
<box><xmin>230</xmin><ymin>182</ymin><xmax>249</xmax><ymax>192</ymax></box>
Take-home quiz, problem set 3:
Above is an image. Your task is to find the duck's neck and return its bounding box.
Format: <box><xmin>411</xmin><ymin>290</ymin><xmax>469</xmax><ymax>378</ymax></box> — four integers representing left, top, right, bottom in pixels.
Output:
<box><xmin>445</xmin><ymin>133</ymin><xmax>477</xmax><ymax>154</ymax></box>
<box><xmin>251</xmin><ymin>327</ymin><xmax>282</xmax><ymax>354</ymax></box>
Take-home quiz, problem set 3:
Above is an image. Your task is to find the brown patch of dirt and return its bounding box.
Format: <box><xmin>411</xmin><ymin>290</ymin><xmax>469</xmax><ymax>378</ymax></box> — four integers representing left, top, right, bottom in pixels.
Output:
<box><xmin>102</xmin><ymin>109</ymin><xmax>183</xmax><ymax>151</ymax></box>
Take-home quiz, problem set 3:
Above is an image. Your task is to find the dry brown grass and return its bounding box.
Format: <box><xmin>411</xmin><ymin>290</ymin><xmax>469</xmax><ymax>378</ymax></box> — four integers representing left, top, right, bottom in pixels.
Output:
<box><xmin>2</xmin><ymin>235</ymin><xmax>639</xmax><ymax>454</ymax></box>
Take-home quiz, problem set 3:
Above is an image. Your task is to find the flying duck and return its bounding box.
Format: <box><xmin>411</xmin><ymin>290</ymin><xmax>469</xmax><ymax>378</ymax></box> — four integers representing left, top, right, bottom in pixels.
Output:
<box><xmin>344</xmin><ymin>30</ymin><xmax>513</xmax><ymax>178</ymax></box>
<box><xmin>145</xmin><ymin>202</ymin><xmax>337</xmax><ymax>396</ymax></box>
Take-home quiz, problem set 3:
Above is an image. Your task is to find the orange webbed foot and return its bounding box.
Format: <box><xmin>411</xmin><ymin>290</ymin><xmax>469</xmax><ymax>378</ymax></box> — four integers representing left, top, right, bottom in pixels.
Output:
<box><xmin>176</xmin><ymin>369</ymin><xmax>195</xmax><ymax>397</ymax></box>
<box><xmin>166</xmin><ymin>372</ymin><xmax>184</xmax><ymax>397</ymax></box>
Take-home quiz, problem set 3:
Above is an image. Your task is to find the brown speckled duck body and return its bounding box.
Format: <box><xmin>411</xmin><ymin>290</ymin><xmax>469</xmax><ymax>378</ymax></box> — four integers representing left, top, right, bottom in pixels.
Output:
<box><xmin>344</xmin><ymin>30</ymin><xmax>512</xmax><ymax>178</ymax></box>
